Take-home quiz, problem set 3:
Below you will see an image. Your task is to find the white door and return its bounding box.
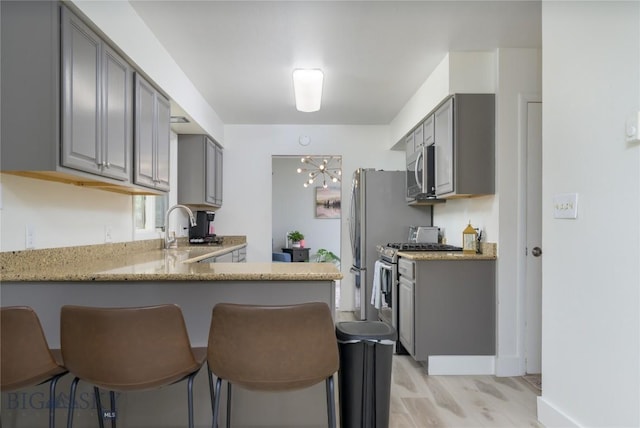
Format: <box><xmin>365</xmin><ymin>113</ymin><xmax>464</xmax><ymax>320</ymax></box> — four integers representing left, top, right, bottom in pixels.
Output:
<box><xmin>525</xmin><ymin>102</ymin><xmax>542</xmax><ymax>374</ymax></box>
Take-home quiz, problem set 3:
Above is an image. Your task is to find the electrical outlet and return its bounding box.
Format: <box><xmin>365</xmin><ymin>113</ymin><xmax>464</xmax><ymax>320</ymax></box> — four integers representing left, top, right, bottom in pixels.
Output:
<box><xmin>553</xmin><ymin>193</ymin><xmax>578</xmax><ymax>219</ymax></box>
<box><xmin>25</xmin><ymin>225</ymin><xmax>35</xmax><ymax>249</ymax></box>
<box><xmin>104</xmin><ymin>225</ymin><xmax>113</xmax><ymax>243</ymax></box>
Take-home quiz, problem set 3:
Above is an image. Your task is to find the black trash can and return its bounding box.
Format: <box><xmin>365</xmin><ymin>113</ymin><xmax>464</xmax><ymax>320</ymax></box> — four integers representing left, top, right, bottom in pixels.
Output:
<box><xmin>335</xmin><ymin>321</ymin><xmax>397</xmax><ymax>428</ymax></box>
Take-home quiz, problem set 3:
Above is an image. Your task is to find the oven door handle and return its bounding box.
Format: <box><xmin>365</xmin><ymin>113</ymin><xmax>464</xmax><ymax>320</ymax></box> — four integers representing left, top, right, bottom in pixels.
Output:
<box><xmin>378</xmin><ymin>263</ymin><xmax>393</xmax><ymax>271</ymax></box>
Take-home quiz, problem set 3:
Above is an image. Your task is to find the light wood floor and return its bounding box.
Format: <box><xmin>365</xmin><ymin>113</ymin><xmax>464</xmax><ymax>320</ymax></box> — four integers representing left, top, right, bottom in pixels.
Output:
<box><xmin>336</xmin><ymin>312</ymin><xmax>542</xmax><ymax>428</ymax></box>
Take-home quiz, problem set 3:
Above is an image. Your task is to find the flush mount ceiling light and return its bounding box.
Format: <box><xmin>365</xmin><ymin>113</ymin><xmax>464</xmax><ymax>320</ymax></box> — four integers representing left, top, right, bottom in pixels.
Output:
<box><xmin>293</xmin><ymin>69</ymin><xmax>324</xmax><ymax>112</ymax></box>
<box><xmin>297</xmin><ymin>156</ymin><xmax>341</xmax><ymax>188</ymax></box>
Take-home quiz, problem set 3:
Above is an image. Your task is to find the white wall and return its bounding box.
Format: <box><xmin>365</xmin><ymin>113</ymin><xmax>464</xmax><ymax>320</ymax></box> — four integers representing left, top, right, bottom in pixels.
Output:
<box><xmin>0</xmin><ymin>133</ymin><xmax>179</xmax><ymax>252</ymax></box>
<box><xmin>272</xmin><ymin>157</ymin><xmax>341</xmax><ymax>259</ymax></box>
<box><xmin>215</xmin><ymin>125</ymin><xmax>404</xmax><ymax>310</ymax></box>
<box><xmin>539</xmin><ymin>2</ymin><xmax>640</xmax><ymax>427</ymax></box>
<box><xmin>0</xmin><ymin>174</ymin><xmax>133</xmax><ymax>251</ymax></box>
<box><xmin>389</xmin><ymin>52</ymin><xmax>496</xmax><ymax>148</ymax></box>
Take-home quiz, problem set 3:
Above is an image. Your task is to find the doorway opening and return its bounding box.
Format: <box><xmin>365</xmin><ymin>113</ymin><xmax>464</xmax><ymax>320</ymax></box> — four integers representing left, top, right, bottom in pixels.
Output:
<box><xmin>271</xmin><ymin>155</ymin><xmax>342</xmax><ymax>308</ymax></box>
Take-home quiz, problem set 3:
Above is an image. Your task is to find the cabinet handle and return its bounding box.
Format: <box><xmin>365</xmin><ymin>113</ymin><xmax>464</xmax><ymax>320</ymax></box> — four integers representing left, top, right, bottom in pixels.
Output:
<box><xmin>531</xmin><ymin>247</ymin><xmax>542</xmax><ymax>257</ymax></box>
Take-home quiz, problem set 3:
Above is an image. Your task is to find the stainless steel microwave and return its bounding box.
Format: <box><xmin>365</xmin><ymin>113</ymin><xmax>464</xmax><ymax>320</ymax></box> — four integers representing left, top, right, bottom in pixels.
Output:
<box><xmin>406</xmin><ymin>144</ymin><xmax>435</xmax><ymax>201</ymax></box>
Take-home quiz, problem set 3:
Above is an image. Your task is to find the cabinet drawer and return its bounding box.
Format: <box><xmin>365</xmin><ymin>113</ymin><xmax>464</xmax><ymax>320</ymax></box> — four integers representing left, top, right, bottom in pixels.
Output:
<box><xmin>398</xmin><ymin>258</ymin><xmax>415</xmax><ymax>280</ymax></box>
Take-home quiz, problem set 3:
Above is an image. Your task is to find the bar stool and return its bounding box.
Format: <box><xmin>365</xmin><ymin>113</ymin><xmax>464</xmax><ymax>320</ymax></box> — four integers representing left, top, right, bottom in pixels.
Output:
<box><xmin>207</xmin><ymin>302</ymin><xmax>339</xmax><ymax>428</ymax></box>
<box><xmin>1</xmin><ymin>306</ymin><xmax>67</xmax><ymax>428</ymax></box>
<box><xmin>60</xmin><ymin>304</ymin><xmax>205</xmax><ymax>428</ymax></box>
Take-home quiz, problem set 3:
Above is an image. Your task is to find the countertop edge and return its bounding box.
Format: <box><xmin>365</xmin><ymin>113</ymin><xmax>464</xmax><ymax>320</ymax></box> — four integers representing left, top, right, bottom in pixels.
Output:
<box><xmin>396</xmin><ymin>251</ymin><xmax>497</xmax><ymax>261</ymax></box>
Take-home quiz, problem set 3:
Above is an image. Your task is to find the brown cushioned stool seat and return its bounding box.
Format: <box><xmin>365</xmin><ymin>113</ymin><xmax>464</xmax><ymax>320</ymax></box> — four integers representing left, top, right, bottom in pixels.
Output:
<box><xmin>1</xmin><ymin>306</ymin><xmax>68</xmax><ymax>428</ymax></box>
<box><xmin>207</xmin><ymin>302</ymin><xmax>339</xmax><ymax>428</ymax></box>
<box><xmin>61</xmin><ymin>304</ymin><xmax>205</xmax><ymax>428</ymax></box>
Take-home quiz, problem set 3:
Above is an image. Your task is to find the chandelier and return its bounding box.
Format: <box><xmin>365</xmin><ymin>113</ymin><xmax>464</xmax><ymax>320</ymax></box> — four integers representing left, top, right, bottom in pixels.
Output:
<box><xmin>297</xmin><ymin>156</ymin><xmax>342</xmax><ymax>188</ymax></box>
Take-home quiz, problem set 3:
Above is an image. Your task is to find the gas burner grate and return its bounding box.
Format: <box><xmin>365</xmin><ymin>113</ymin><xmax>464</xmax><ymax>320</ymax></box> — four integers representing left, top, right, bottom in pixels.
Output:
<box><xmin>386</xmin><ymin>242</ymin><xmax>463</xmax><ymax>252</ymax></box>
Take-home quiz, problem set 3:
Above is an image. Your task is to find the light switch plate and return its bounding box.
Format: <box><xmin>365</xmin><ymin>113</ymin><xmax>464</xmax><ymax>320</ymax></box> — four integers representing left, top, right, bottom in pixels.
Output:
<box><xmin>626</xmin><ymin>111</ymin><xmax>640</xmax><ymax>144</ymax></box>
<box><xmin>553</xmin><ymin>193</ymin><xmax>578</xmax><ymax>219</ymax></box>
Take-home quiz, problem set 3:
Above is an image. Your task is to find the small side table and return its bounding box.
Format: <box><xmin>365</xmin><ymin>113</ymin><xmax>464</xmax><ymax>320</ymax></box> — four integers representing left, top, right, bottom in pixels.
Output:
<box><xmin>281</xmin><ymin>248</ymin><xmax>310</xmax><ymax>262</ymax></box>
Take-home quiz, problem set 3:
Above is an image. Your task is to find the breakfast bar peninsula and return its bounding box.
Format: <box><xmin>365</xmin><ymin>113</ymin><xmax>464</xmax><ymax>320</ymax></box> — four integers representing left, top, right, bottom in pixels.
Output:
<box><xmin>0</xmin><ymin>239</ymin><xmax>342</xmax><ymax>427</ymax></box>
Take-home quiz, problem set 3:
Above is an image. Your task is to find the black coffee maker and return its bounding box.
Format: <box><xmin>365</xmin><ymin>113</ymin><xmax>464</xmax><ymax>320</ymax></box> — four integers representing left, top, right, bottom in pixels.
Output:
<box><xmin>189</xmin><ymin>211</ymin><xmax>216</xmax><ymax>244</ymax></box>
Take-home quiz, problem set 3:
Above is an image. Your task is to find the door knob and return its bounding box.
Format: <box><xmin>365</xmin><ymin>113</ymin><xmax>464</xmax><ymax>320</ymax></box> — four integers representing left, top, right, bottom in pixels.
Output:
<box><xmin>531</xmin><ymin>247</ymin><xmax>542</xmax><ymax>257</ymax></box>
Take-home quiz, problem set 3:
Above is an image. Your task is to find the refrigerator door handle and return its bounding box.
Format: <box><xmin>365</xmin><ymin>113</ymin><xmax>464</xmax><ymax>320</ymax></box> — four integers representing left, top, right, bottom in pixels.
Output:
<box><xmin>350</xmin><ymin>266</ymin><xmax>364</xmax><ymax>274</ymax></box>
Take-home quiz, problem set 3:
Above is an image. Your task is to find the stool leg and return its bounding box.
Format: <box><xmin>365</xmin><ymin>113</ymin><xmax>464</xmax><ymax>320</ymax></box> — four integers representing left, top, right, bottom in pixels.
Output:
<box><xmin>325</xmin><ymin>376</ymin><xmax>336</xmax><ymax>428</ymax></box>
<box><xmin>93</xmin><ymin>387</ymin><xmax>105</xmax><ymax>428</ymax></box>
<box><xmin>187</xmin><ymin>372</ymin><xmax>196</xmax><ymax>428</ymax></box>
<box><xmin>109</xmin><ymin>391</ymin><xmax>116</xmax><ymax>428</ymax></box>
<box><xmin>212</xmin><ymin>378</ymin><xmax>222</xmax><ymax>428</ymax></box>
<box><xmin>226</xmin><ymin>383</ymin><xmax>232</xmax><ymax>428</ymax></box>
<box><xmin>48</xmin><ymin>373</ymin><xmax>64</xmax><ymax>428</ymax></box>
<box><xmin>67</xmin><ymin>377</ymin><xmax>80</xmax><ymax>428</ymax></box>
<box><xmin>207</xmin><ymin>366</ymin><xmax>216</xmax><ymax>428</ymax></box>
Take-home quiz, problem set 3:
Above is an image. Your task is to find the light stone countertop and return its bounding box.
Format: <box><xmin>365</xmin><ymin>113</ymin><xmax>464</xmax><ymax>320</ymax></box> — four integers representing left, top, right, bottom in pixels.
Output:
<box><xmin>1</xmin><ymin>239</ymin><xmax>342</xmax><ymax>282</ymax></box>
<box><xmin>396</xmin><ymin>242</ymin><xmax>497</xmax><ymax>261</ymax></box>
<box><xmin>397</xmin><ymin>251</ymin><xmax>497</xmax><ymax>261</ymax></box>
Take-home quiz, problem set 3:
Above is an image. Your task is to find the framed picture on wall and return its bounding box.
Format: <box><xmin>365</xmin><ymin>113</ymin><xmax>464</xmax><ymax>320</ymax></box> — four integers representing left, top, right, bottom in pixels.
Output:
<box><xmin>315</xmin><ymin>187</ymin><xmax>341</xmax><ymax>219</ymax></box>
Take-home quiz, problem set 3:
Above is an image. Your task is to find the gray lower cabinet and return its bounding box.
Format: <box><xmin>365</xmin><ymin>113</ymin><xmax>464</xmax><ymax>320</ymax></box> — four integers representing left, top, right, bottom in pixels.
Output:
<box><xmin>398</xmin><ymin>274</ymin><xmax>415</xmax><ymax>355</ymax></box>
<box><xmin>434</xmin><ymin>94</ymin><xmax>495</xmax><ymax>198</ymax></box>
<box><xmin>60</xmin><ymin>7</ymin><xmax>131</xmax><ymax>181</ymax></box>
<box><xmin>178</xmin><ymin>134</ymin><xmax>223</xmax><ymax>207</ymax></box>
<box><xmin>398</xmin><ymin>257</ymin><xmax>496</xmax><ymax>362</ymax></box>
<box><xmin>134</xmin><ymin>74</ymin><xmax>171</xmax><ymax>192</ymax></box>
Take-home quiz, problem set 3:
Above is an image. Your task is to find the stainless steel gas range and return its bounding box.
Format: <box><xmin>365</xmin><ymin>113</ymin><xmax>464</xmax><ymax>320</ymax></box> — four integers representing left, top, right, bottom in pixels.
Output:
<box><xmin>375</xmin><ymin>242</ymin><xmax>462</xmax><ymax>353</ymax></box>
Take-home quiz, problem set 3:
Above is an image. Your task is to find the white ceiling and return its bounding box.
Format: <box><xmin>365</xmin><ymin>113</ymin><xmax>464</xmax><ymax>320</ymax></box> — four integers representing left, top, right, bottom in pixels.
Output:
<box><xmin>130</xmin><ymin>1</ymin><xmax>541</xmax><ymax>126</ymax></box>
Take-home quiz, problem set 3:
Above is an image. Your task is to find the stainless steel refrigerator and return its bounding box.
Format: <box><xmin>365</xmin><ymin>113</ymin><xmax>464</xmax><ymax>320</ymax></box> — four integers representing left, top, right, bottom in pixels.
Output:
<box><xmin>349</xmin><ymin>169</ymin><xmax>433</xmax><ymax>320</ymax></box>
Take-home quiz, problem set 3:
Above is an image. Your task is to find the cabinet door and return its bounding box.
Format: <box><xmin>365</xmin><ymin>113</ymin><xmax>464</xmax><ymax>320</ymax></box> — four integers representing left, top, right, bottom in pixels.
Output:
<box><xmin>102</xmin><ymin>45</ymin><xmax>131</xmax><ymax>181</ymax></box>
<box><xmin>215</xmin><ymin>144</ymin><xmax>223</xmax><ymax>206</ymax></box>
<box><xmin>423</xmin><ymin>115</ymin><xmax>434</xmax><ymax>146</ymax></box>
<box><xmin>434</xmin><ymin>98</ymin><xmax>454</xmax><ymax>195</ymax></box>
<box><xmin>134</xmin><ymin>74</ymin><xmax>170</xmax><ymax>191</ymax></box>
<box><xmin>61</xmin><ymin>8</ymin><xmax>101</xmax><ymax>175</ymax></box>
<box><xmin>405</xmin><ymin>132</ymin><xmax>415</xmax><ymax>160</ymax></box>
<box><xmin>398</xmin><ymin>276</ymin><xmax>415</xmax><ymax>356</ymax></box>
<box><xmin>413</xmin><ymin>123</ymin><xmax>424</xmax><ymax>149</ymax></box>
<box><xmin>205</xmin><ymin>138</ymin><xmax>217</xmax><ymax>204</ymax></box>
<box><xmin>134</xmin><ymin>75</ymin><xmax>155</xmax><ymax>187</ymax></box>
<box><xmin>154</xmin><ymin>93</ymin><xmax>171</xmax><ymax>191</ymax></box>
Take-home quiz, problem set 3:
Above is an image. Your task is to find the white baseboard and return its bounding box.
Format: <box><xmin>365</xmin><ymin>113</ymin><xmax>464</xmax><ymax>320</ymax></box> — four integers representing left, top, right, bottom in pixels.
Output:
<box><xmin>537</xmin><ymin>396</ymin><xmax>581</xmax><ymax>427</ymax></box>
<box><xmin>495</xmin><ymin>355</ymin><xmax>525</xmax><ymax>377</ymax></box>
<box><xmin>427</xmin><ymin>355</ymin><xmax>495</xmax><ymax>375</ymax></box>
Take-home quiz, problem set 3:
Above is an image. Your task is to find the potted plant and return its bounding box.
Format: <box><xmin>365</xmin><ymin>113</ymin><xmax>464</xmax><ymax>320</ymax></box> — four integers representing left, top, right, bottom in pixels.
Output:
<box><xmin>314</xmin><ymin>249</ymin><xmax>340</xmax><ymax>267</ymax></box>
<box><xmin>287</xmin><ymin>231</ymin><xmax>304</xmax><ymax>248</ymax></box>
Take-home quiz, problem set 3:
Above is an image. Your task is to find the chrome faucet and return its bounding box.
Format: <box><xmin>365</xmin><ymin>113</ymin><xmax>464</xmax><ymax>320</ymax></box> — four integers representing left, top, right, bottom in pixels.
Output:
<box><xmin>164</xmin><ymin>204</ymin><xmax>197</xmax><ymax>249</ymax></box>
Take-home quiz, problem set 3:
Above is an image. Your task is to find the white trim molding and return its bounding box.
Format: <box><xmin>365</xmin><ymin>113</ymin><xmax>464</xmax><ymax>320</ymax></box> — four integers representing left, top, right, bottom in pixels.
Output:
<box><xmin>427</xmin><ymin>356</ymin><xmax>496</xmax><ymax>375</ymax></box>
<box><xmin>538</xmin><ymin>396</ymin><xmax>582</xmax><ymax>428</ymax></box>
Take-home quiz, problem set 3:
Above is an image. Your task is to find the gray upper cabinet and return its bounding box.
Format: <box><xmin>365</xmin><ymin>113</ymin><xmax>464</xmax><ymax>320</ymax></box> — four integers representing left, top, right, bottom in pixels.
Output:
<box><xmin>178</xmin><ymin>134</ymin><xmax>223</xmax><ymax>208</ymax></box>
<box><xmin>413</xmin><ymin>122</ymin><xmax>424</xmax><ymax>149</ymax></box>
<box><xmin>1</xmin><ymin>2</ymin><xmax>169</xmax><ymax>195</ymax></box>
<box><xmin>134</xmin><ymin>74</ymin><xmax>171</xmax><ymax>192</ymax></box>
<box><xmin>60</xmin><ymin>8</ymin><xmax>131</xmax><ymax>181</ymax></box>
<box><xmin>434</xmin><ymin>94</ymin><xmax>495</xmax><ymax>198</ymax></box>
<box><xmin>423</xmin><ymin>115</ymin><xmax>434</xmax><ymax>147</ymax></box>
